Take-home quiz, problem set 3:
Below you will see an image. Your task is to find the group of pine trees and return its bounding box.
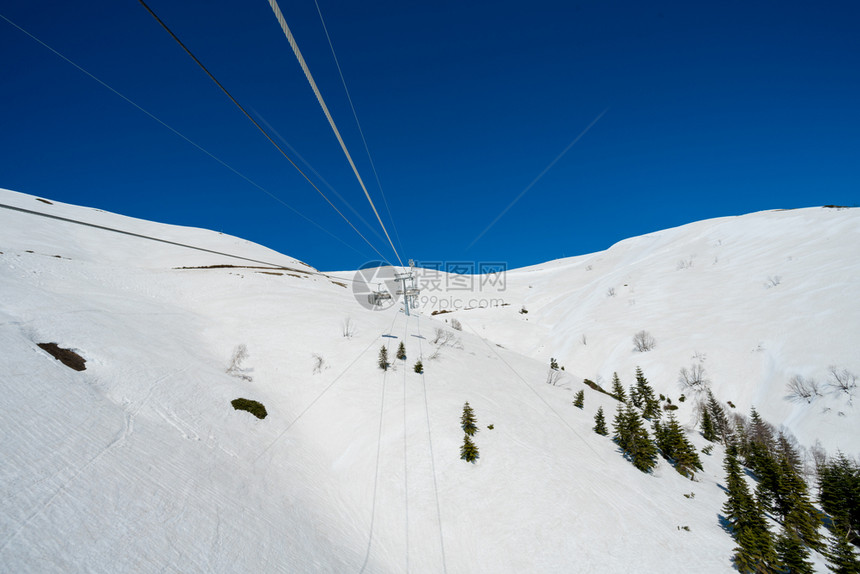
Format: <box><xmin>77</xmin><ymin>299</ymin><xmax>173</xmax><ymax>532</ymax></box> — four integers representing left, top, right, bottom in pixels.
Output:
<box><xmin>379</xmin><ymin>342</ymin><xmax>425</xmax><ymax>374</ymax></box>
<box><xmin>460</xmin><ymin>402</ymin><xmax>479</xmax><ymax>463</ymax></box>
<box><xmin>699</xmin><ymin>392</ymin><xmax>860</xmax><ymax>573</ymax></box>
<box><xmin>584</xmin><ymin>368</ymin><xmax>702</xmax><ymax>478</ymax></box>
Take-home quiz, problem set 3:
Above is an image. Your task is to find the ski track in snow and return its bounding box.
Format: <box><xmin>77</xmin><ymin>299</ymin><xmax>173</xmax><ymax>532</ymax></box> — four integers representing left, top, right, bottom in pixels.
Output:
<box><xmin>0</xmin><ymin>367</ymin><xmax>187</xmax><ymax>556</ymax></box>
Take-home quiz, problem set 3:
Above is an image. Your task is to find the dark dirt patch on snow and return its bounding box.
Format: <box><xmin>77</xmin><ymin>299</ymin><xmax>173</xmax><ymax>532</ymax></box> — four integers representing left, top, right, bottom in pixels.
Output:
<box><xmin>38</xmin><ymin>343</ymin><xmax>86</xmax><ymax>371</ymax></box>
<box><xmin>231</xmin><ymin>398</ymin><xmax>267</xmax><ymax>419</ymax></box>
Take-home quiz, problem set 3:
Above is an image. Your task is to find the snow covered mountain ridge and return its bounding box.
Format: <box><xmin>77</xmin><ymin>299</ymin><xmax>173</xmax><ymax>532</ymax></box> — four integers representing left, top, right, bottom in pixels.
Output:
<box><xmin>1</xmin><ymin>187</ymin><xmax>857</xmax><ymax>573</ymax></box>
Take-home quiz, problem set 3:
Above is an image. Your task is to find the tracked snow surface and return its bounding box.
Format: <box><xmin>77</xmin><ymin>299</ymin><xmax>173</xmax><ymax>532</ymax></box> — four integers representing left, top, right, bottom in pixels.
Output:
<box><xmin>1</xmin><ymin>187</ymin><xmax>857</xmax><ymax>573</ymax></box>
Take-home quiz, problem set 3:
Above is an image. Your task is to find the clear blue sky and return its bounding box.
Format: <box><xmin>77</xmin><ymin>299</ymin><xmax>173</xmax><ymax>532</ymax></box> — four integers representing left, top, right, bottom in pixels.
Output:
<box><xmin>2</xmin><ymin>0</ymin><xmax>858</xmax><ymax>271</ymax></box>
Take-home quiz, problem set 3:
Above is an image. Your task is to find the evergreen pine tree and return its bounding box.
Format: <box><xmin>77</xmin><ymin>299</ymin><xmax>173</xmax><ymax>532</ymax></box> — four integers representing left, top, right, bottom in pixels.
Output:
<box><xmin>413</xmin><ymin>360</ymin><xmax>424</xmax><ymax>374</ymax></box>
<box><xmin>614</xmin><ymin>401</ymin><xmax>657</xmax><ymax>472</ymax></box>
<box><xmin>461</xmin><ymin>402</ymin><xmax>478</xmax><ymax>436</ymax></box>
<box><xmin>654</xmin><ymin>413</ymin><xmax>703</xmax><ymax>479</ymax></box>
<box><xmin>632</xmin><ymin>367</ymin><xmax>660</xmax><ymax>420</ymax></box>
<box><xmin>611</xmin><ymin>372</ymin><xmax>626</xmax><ymax>402</ymax></box>
<box><xmin>593</xmin><ymin>406</ymin><xmax>608</xmax><ymax>436</ymax></box>
<box><xmin>460</xmin><ymin>433</ymin><xmax>480</xmax><ymax>463</ymax></box>
<box><xmin>722</xmin><ymin>449</ymin><xmax>778</xmax><ymax>573</ymax></box>
<box><xmin>775</xmin><ymin>523</ymin><xmax>815</xmax><ymax>574</ymax></box>
<box><xmin>396</xmin><ymin>341</ymin><xmax>406</xmax><ymax>361</ymax></box>
<box><xmin>706</xmin><ymin>389</ymin><xmax>732</xmax><ymax>445</ymax></box>
<box><xmin>573</xmin><ymin>390</ymin><xmax>585</xmax><ymax>409</ymax></box>
<box><xmin>819</xmin><ymin>453</ymin><xmax>860</xmax><ymax>544</ymax></box>
<box><xmin>824</xmin><ymin>525</ymin><xmax>860</xmax><ymax>574</ymax></box>
<box><xmin>378</xmin><ymin>345</ymin><xmax>389</xmax><ymax>371</ymax></box>
<box><xmin>771</xmin><ymin>435</ymin><xmax>823</xmax><ymax>550</ymax></box>
<box><xmin>613</xmin><ymin>402</ymin><xmax>632</xmax><ymax>453</ymax></box>
<box><xmin>700</xmin><ymin>405</ymin><xmax>717</xmax><ymax>442</ymax></box>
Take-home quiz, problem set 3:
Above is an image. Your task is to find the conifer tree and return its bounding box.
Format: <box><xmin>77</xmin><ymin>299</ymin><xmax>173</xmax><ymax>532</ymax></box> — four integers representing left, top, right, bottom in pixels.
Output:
<box><xmin>573</xmin><ymin>390</ymin><xmax>585</xmax><ymax>409</ymax></box>
<box><xmin>460</xmin><ymin>433</ymin><xmax>480</xmax><ymax>463</ymax></box>
<box><xmin>378</xmin><ymin>345</ymin><xmax>389</xmax><ymax>371</ymax></box>
<box><xmin>413</xmin><ymin>360</ymin><xmax>424</xmax><ymax>374</ymax></box>
<box><xmin>632</xmin><ymin>367</ymin><xmax>660</xmax><ymax>420</ymax></box>
<box><xmin>700</xmin><ymin>404</ymin><xmax>717</xmax><ymax>442</ymax></box>
<box><xmin>723</xmin><ymin>449</ymin><xmax>778</xmax><ymax>573</ymax></box>
<box><xmin>396</xmin><ymin>341</ymin><xmax>406</xmax><ymax>361</ymax></box>
<box><xmin>819</xmin><ymin>453</ymin><xmax>860</xmax><ymax>544</ymax></box>
<box><xmin>775</xmin><ymin>523</ymin><xmax>815</xmax><ymax>574</ymax></box>
<box><xmin>613</xmin><ymin>401</ymin><xmax>657</xmax><ymax>472</ymax></box>
<box><xmin>770</xmin><ymin>435</ymin><xmax>822</xmax><ymax>549</ymax></box>
<box><xmin>654</xmin><ymin>413</ymin><xmax>703</xmax><ymax>479</ymax></box>
<box><xmin>593</xmin><ymin>406</ymin><xmax>608</xmax><ymax>436</ymax></box>
<box><xmin>611</xmin><ymin>372</ymin><xmax>626</xmax><ymax>402</ymax></box>
<box><xmin>706</xmin><ymin>389</ymin><xmax>732</xmax><ymax>445</ymax></box>
<box><xmin>461</xmin><ymin>402</ymin><xmax>478</xmax><ymax>436</ymax></box>
<box><xmin>824</xmin><ymin>526</ymin><xmax>860</xmax><ymax>574</ymax></box>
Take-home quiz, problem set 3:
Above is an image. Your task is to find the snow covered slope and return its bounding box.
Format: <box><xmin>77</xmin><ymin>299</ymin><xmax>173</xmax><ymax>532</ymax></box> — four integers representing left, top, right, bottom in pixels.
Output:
<box><xmin>414</xmin><ymin>207</ymin><xmax>860</xmax><ymax>456</ymax></box>
<box><xmin>1</xmin><ymin>188</ymin><xmax>855</xmax><ymax>573</ymax></box>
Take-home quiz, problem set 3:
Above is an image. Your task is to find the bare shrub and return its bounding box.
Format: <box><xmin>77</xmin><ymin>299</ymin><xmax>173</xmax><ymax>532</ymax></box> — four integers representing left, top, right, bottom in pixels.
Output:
<box><xmin>765</xmin><ymin>275</ymin><xmax>782</xmax><ymax>288</ymax></box>
<box><xmin>342</xmin><ymin>317</ymin><xmax>355</xmax><ymax>338</ymax></box>
<box><xmin>429</xmin><ymin>327</ymin><xmax>462</xmax><ymax>360</ymax></box>
<box><xmin>786</xmin><ymin>375</ymin><xmax>820</xmax><ymax>403</ymax></box>
<box><xmin>606</xmin><ymin>287</ymin><xmax>616</xmax><ymax>297</ymax></box>
<box><xmin>451</xmin><ymin>318</ymin><xmax>462</xmax><ymax>331</ymax></box>
<box><xmin>678</xmin><ymin>363</ymin><xmax>711</xmax><ymax>394</ymax></box>
<box><xmin>827</xmin><ymin>366</ymin><xmax>858</xmax><ymax>394</ymax></box>
<box><xmin>227</xmin><ymin>344</ymin><xmax>252</xmax><ymax>381</ymax></box>
<box><xmin>633</xmin><ymin>330</ymin><xmax>656</xmax><ymax>352</ymax></box>
<box><xmin>433</xmin><ymin>328</ymin><xmax>453</xmax><ymax>345</ymax></box>
<box><xmin>312</xmin><ymin>353</ymin><xmax>327</xmax><ymax>374</ymax></box>
<box><xmin>676</xmin><ymin>258</ymin><xmax>693</xmax><ymax>270</ymax></box>
<box><xmin>580</xmin><ymin>334</ymin><xmax>587</xmax><ymax>346</ymax></box>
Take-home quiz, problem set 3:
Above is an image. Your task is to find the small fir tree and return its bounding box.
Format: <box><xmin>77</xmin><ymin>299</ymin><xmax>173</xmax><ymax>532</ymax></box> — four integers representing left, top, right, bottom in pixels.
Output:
<box><xmin>378</xmin><ymin>345</ymin><xmax>389</xmax><ymax>371</ymax></box>
<box><xmin>573</xmin><ymin>390</ymin><xmax>585</xmax><ymax>409</ymax></box>
<box><xmin>593</xmin><ymin>406</ymin><xmax>608</xmax><ymax>436</ymax></box>
<box><xmin>654</xmin><ymin>413</ymin><xmax>703</xmax><ymax>479</ymax></box>
<box><xmin>461</xmin><ymin>402</ymin><xmax>478</xmax><ymax>436</ymax></box>
<box><xmin>700</xmin><ymin>404</ymin><xmax>717</xmax><ymax>442</ymax></box>
<box><xmin>706</xmin><ymin>389</ymin><xmax>732</xmax><ymax>445</ymax></box>
<box><xmin>824</xmin><ymin>525</ymin><xmax>860</xmax><ymax>574</ymax></box>
<box><xmin>770</xmin><ymin>435</ymin><xmax>823</xmax><ymax>550</ymax></box>
<box><xmin>632</xmin><ymin>367</ymin><xmax>660</xmax><ymax>420</ymax></box>
<box><xmin>613</xmin><ymin>401</ymin><xmax>657</xmax><ymax>472</ymax></box>
<box><xmin>396</xmin><ymin>341</ymin><xmax>406</xmax><ymax>360</ymax></box>
<box><xmin>460</xmin><ymin>433</ymin><xmax>479</xmax><ymax>463</ymax></box>
<box><xmin>413</xmin><ymin>360</ymin><xmax>424</xmax><ymax>374</ymax></box>
<box><xmin>775</xmin><ymin>524</ymin><xmax>815</xmax><ymax>574</ymax></box>
<box><xmin>611</xmin><ymin>372</ymin><xmax>626</xmax><ymax>402</ymax></box>
<box><xmin>722</xmin><ymin>449</ymin><xmax>778</xmax><ymax>573</ymax></box>
<box><xmin>818</xmin><ymin>452</ymin><xmax>860</xmax><ymax>544</ymax></box>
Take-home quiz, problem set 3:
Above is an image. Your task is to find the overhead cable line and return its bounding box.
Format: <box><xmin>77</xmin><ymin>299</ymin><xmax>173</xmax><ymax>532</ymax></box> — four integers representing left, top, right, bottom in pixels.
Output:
<box><xmin>267</xmin><ymin>0</ymin><xmax>405</xmax><ymax>268</ymax></box>
<box><xmin>312</xmin><ymin>0</ymin><xmax>406</xmax><ymax>259</ymax></box>
<box><xmin>0</xmin><ymin>11</ymin><xmax>367</xmax><ymax>260</ymax></box>
<box><xmin>254</xmin><ymin>111</ymin><xmax>388</xmax><ymax>246</ymax></box>
<box><xmin>413</xmin><ymin>312</ymin><xmax>449</xmax><ymax>573</ymax></box>
<box><xmin>136</xmin><ymin>0</ymin><xmax>394</xmax><ymax>266</ymax></box>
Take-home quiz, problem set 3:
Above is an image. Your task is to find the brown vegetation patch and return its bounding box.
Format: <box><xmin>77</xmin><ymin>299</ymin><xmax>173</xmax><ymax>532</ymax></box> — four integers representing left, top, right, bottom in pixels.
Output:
<box><xmin>36</xmin><ymin>198</ymin><xmax>53</xmax><ymax>205</ymax></box>
<box><xmin>231</xmin><ymin>398</ymin><xmax>267</xmax><ymax>419</ymax></box>
<box><xmin>38</xmin><ymin>343</ymin><xmax>86</xmax><ymax>371</ymax></box>
<box><xmin>175</xmin><ymin>264</ymin><xmax>310</xmax><ymax>275</ymax></box>
<box><xmin>431</xmin><ymin>309</ymin><xmax>452</xmax><ymax>316</ymax></box>
<box><xmin>330</xmin><ymin>281</ymin><xmax>347</xmax><ymax>288</ymax></box>
<box><xmin>257</xmin><ymin>271</ymin><xmax>283</xmax><ymax>276</ymax></box>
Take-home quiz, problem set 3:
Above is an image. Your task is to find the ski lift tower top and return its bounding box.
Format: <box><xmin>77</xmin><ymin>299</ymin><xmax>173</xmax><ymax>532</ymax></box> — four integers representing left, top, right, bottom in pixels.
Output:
<box><xmin>395</xmin><ymin>260</ymin><xmax>420</xmax><ymax>316</ymax></box>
